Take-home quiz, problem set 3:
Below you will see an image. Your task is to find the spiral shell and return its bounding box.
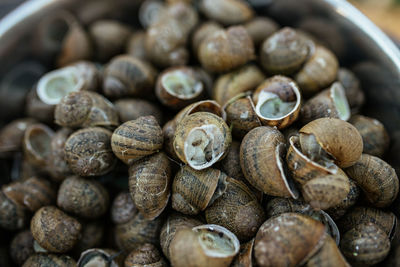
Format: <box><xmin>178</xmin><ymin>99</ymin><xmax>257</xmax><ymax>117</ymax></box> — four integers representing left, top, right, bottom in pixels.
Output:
<box><xmin>47</xmin><ymin>128</ymin><xmax>73</xmax><ymax>181</ymax></box>
<box><xmin>125</xmin><ymin>243</ymin><xmax>168</xmax><ymax>267</ymax></box>
<box><xmin>111</xmin><ymin>116</ymin><xmax>163</xmax><ymax>165</ymax></box>
<box><xmin>22</xmin><ymin>254</ymin><xmax>76</xmax><ymax>267</ymax></box>
<box><xmin>244</xmin><ymin>17</ymin><xmax>279</xmax><ymax>46</ymax></box>
<box><xmin>0</xmin><ymin>118</ymin><xmax>37</xmax><ymax>156</ymax></box>
<box><xmin>199</xmin><ymin>0</ymin><xmax>254</xmax><ymax>25</ymax></box>
<box><xmin>192</xmin><ymin>22</ymin><xmax>223</xmax><ymax>58</ymax></box>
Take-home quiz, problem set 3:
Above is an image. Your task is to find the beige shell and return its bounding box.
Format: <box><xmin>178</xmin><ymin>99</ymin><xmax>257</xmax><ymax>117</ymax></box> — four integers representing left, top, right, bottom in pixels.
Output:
<box><xmin>173</xmin><ymin>112</ymin><xmax>231</xmax><ymax>170</ymax></box>
<box><xmin>170</xmin><ymin>224</ymin><xmax>240</xmax><ymax>267</ymax></box>
<box><xmin>172</xmin><ymin>166</ymin><xmax>227</xmax><ymax>215</ymax></box>
<box><xmin>240</xmin><ymin>126</ymin><xmax>299</xmax><ymax>198</ymax></box>
<box><xmin>129</xmin><ymin>152</ymin><xmax>172</xmax><ymax>220</ymax></box>
<box><xmin>244</xmin><ymin>17</ymin><xmax>279</xmax><ymax>46</ymax></box>
<box><xmin>126</xmin><ymin>31</ymin><xmax>148</xmax><ymax>61</ymax></box>
<box><xmin>192</xmin><ymin>22</ymin><xmax>223</xmax><ymax>58</ymax></box>
<box><xmin>295</xmin><ymin>45</ymin><xmax>339</xmax><ymax>96</ymax></box>
<box><xmin>306</xmin><ymin>235</ymin><xmax>350</xmax><ymax>267</ymax></box>
<box><xmin>199</xmin><ymin>0</ymin><xmax>254</xmax><ymax>25</ymax></box>
<box><xmin>301</xmin><ymin>82</ymin><xmax>351</xmax><ymax>124</ymax></box>
<box><xmin>231</xmin><ymin>239</ymin><xmax>255</xmax><ymax>267</ymax></box>
<box><xmin>299</xmin><ymin>118</ymin><xmax>363</xmax><ymax>168</ymax></box>
<box><xmin>23</xmin><ymin>124</ymin><xmax>54</xmax><ymax>168</ymax></box>
<box><xmin>213</xmin><ymin>64</ymin><xmax>265</xmax><ymax>105</ymax></box>
<box><xmin>254</xmin><ymin>213</ymin><xmax>326</xmax><ymax>267</ymax></box>
<box><xmin>345</xmin><ymin>154</ymin><xmax>399</xmax><ymax>207</ymax></box>
<box><xmin>252</xmin><ymin>75</ymin><xmax>302</xmax><ymax>129</ymax></box>
<box><xmin>30</xmin><ymin>206</ymin><xmax>81</xmax><ymax>253</ymax></box>
<box><xmin>125</xmin><ymin>243</ymin><xmax>168</xmax><ymax>267</ymax></box>
<box><xmin>205</xmin><ymin>177</ymin><xmax>266</xmax><ymax>241</ymax></box>
<box><xmin>22</xmin><ymin>254</ymin><xmax>76</xmax><ymax>267</ymax></box>
<box><xmin>111</xmin><ymin>116</ymin><xmax>163</xmax><ymax>165</ymax></box>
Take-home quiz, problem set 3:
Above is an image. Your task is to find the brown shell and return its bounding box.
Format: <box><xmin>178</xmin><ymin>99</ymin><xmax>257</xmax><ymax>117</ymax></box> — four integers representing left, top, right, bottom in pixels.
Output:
<box><xmin>299</xmin><ymin>118</ymin><xmax>363</xmax><ymax>168</ymax></box>
<box><xmin>111</xmin><ymin>191</ymin><xmax>138</xmax><ymax>225</ymax></box>
<box><xmin>244</xmin><ymin>17</ymin><xmax>279</xmax><ymax>46</ymax></box>
<box><xmin>198</xmin><ymin>26</ymin><xmax>255</xmax><ymax>73</ymax></box>
<box><xmin>163</xmin><ymin>119</ymin><xmax>180</xmax><ymax>160</ymax></box>
<box><xmin>306</xmin><ymin>235</ymin><xmax>350</xmax><ymax>267</ymax></box>
<box><xmin>170</xmin><ymin>224</ymin><xmax>240</xmax><ymax>267</ymax></box>
<box><xmin>23</xmin><ymin>124</ymin><xmax>54</xmax><ymax>168</ymax></box>
<box><xmin>10</xmin><ymin>230</ymin><xmax>34</xmax><ymax>266</ymax></box>
<box><xmin>252</xmin><ymin>75</ymin><xmax>302</xmax><ymax>129</ymax></box>
<box><xmin>349</xmin><ymin>115</ymin><xmax>390</xmax><ymax>157</ymax></box>
<box><xmin>114</xmin><ymin>212</ymin><xmax>163</xmax><ymax>251</ymax></box>
<box><xmin>213</xmin><ymin>64</ymin><xmax>265</xmax><ymax>105</ymax></box>
<box><xmin>89</xmin><ymin>20</ymin><xmax>132</xmax><ymax>62</ymax></box>
<box><xmin>301</xmin><ymin>174</ymin><xmax>350</xmax><ymax>210</ymax></box>
<box><xmin>240</xmin><ymin>126</ymin><xmax>299</xmax><ymax>198</ymax></box>
<box><xmin>173</xmin><ymin>112</ymin><xmax>231</xmax><ymax>170</ymax></box>
<box><xmin>2</xmin><ymin>176</ymin><xmax>56</xmax><ymax>212</ymax></box>
<box><xmin>126</xmin><ymin>31</ymin><xmax>148</xmax><ymax>61</ymax></box>
<box><xmin>325</xmin><ymin>178</ymin><xmax>360</xmax><ymax>220</ymax></box>
<box><xmin>260</xmin><ymin>27</ymin><xmax>312</xmax><ymax>75</ymax></box>
<box><xmin>192</xmin><ymin>22</ymin><xmax>223</xmax><ymax>58</ymax></box>
<box><xmin>22</xmin><ymin>254</ymin><xmax>76</xmax><ymax>267</ymax></box>
<box><xmin>129</xmin><ymin>152</ymin><xmax>172</xmax><ymax>220</ymax></box>
<box><xmin>219</xmin><ymin>141</ymin><xmax>245</xmax><ymax>180</ymax></box>
<box><xmin>205</xmin><ymin>177</ymin><xmax>266</xmax><ymax>241</ymax></box>
<box><xmin>301</xmin><ymin>82</ymin><xmax>351</xmax><ymax>124</ymax></box>
<box><xmin>254</xmin><ymin>213</ymin><xmax>326</xmax><ymax>267</ymax></box>
<box><xmin>54</xmin><ymin>91</ymin><xmax>119</xmax><ymax>128</ymax></box>
<box><xmin>64</xmin><ymin>127</ymin><xmax>116</xmax><ymax>176</ymax></box>
<box><xmin>103</xmin><ymin>55</ymin><xmax>157</xmax><ymax>98</ymax></box>
<box><xmin>224</xmin><ymin>94</ymin><xmax>262</xmax><ymax>139</ymax></box>
<box><xmin>71</xmin><ymin>220</ymin><xmax>105</xmax><ymax>257</ymax></box>
<box><xmin>159</xmin><ymin>212</ymin><xmax>203</xmax><ymax>260</ymax></box>
<box><xmin>171</xmin><ymin>166</ymin><xmax>227</xmax><ymax>215</ymax></box>
<box><xmin>156</xmin><ymin>66</ymin><xmax>205</xmax><ymax>109</ymax></box>
<box><xmin>0</xmin><ymin>118</ymin><xmax>37</xmax><ymax>155</ymax></box>
<box><xmin>345</xmin><ymin>154</ymin><xmax>399</xmax><ymax>207</ymax></box>
<box><xmin>111</xmin><ymin>116</ymin><xmax>163</xmax><ymax>165</ymax></box>
<box><xmin>231</xmin><ymin>239</ymin><xmax>255</xmax><ymax>267</ymax></box>
<box><xmin>265</xmin><ymin>197</ymin><xmax>311</xmax><ymax>218</ymax></box>
<box><xmin>57</xmin><ymin>176</ymin><xmax>109</xmax><ymax>218</ymax></box>
<box><xmin>174</xmin><ymin>100</ymin><xmax>224</xmax><ymax>124</ymax></box>
<box><xmin>30</xmin><ymin>206</ymin><xmax>81</xmax><ymax>253</ymax></box>
<box><xmin>337</xmin><ymin>68</ymin><xmax>365</xmax><ymax>113</ymax></box>
<box><xmin>25</xmin><ymin>88</ymin><xmax>55</xmax><ymax>124</ymax></box>
<box><xmin>295</xmin><ymin>45</ymin><xmax>339</xmax><ymax>96</ymax></box>
<box><xmin>286</xmin><ymin>135</ymin><xmax>338</xmax><ymax>185</ymax></box>
<box><xmin>199</xmin><ymin>0</ymin><xmax>254</xmax><ymax>25</ymax></box>
<box><xmin>115</xmin><ymin>98</ymin><xmax>163</xmax><ymax>124</ymax></box>
<box><xmin>46</xmin><ymin>128</ymin><xmax>73</xmax><ymax>182</ymax></box>
<box><xmin>125</xmin><ymin>243</ymin><xmax>168</xmax><ymax>267</ymax></box>
<box><xmin>77</xmin><ymin>248</ymin><xmax>123</xmax><ymax>267</ymax></box>
<box><xmin>340</xmin><ymin>223</ymin><xmax>390</xmax><ymax>266</ymax></box>
<box><xmin>0</xmin><ymin>191</ymin><xmax>28</xmax><ymax>230</ymax></box>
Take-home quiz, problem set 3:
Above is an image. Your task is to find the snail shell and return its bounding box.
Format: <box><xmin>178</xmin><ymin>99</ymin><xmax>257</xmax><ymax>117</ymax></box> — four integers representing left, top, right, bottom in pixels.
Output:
<box><xmin>244</xmin><ymin>17</ymin><xmax>279</xmax><ymax>47</ymax></box>
<box><xmin>23</xmin><ymin>123</ymin><xmax>54</xmax><ymax>168</ymax></box>
<box><xmin>46</xmin><ymin>128</ymin><xmax>73</xmax><ymax>182</ymax></box>
<box><xmin>240</xmin><ymin>126</ymin><xmax>299</xmax><ymax>198</ymax></box>
<box><xmin>78</xmin><ymin>248</ymin><xmax>123</xmax><ymax>267</ymax></box>
<box><xmin>295</xmin><ymin>45</ymin><xmax>339</xmax><ymax>96</ymax></box>
<box><xmin>170</xmin><ymin>224</ymin><xmax>240</xmax><ymax>267</ymax></box>
<box><xmin>192</xmin><ymin>22</ymin><xmax>223</xmax><ymax>58</ymax></box>
<box><xmin>260</xmin><ymin>27</ymin><xmax>312</xmax><ymax>75</ymax></box>
<box><xmin>213</xmin><ymin>64</ymin><xmax>265</xmax><ymax>105</ymax></box>
<box><xmin>325</xmin><ymin>178</ymin><xmax>360</xmax><ymax>220</ymax></box>
<box><xmin>0</xmin><ymin>118</ymin><xmax>37</xmax><ymax>156</ymax></box>
<box><xmin>126</xmin><ymin>31</ymin><xmax>148</xmax><ymax>61</ymax></box>
<box><xmin>115</xmin><ymin>98</ymin><xmax>163</xmax><ymax>124</ymax></box>
<box><xmin>301</xmin><ymin>82</ymin><xmax>351</xmax><ymax>124</ymax></box>
<box><xmin>172</xmin><ymin>166</ymin><xmax>228</xmax><ymax>215</ymax></box>
<box><xmin>0</xmin><ymin>191</ymin><xmax>28</xmax><ymax>230</ymax></box>
<box><xmin>349</xmin><ymin>115</ymin><xmax>390</xmax><ymax>157</ymax></box>
<box><xmin>299</xmin><ymin>118</ymin><xmax>363</xmax><ymax>168</ymax></box>
<box><xmin>129</xmin><ymin>152</ymin><xmax>172</xmax><ymax>220</ymax></box>
<box><xmin>345</xmin><ymin>154</ymin><xmax>399</xmax><ymax>208</ymax></box>
<box><xmin>173</xmin><ymin>112</ymin><xmax>231</xmax><ymax>170</ymax></box>
<box><xmin>231</xmin><ymin>239</ymin><xmax>255</xmax><ymax>267</ymax></box>
<box><xmin>224</xmin><ymin>94</ymin><xmax>262</xmax><ymax>139</ymax></box>
<box><xmin>156</xmin><ymin>66</ymin><xmax>205</xmax><ymax>109</ymax></box>
<box><xmin>64</xmin><ymin>127</ymin><xmax>116</xmax><ymax>176</ymax></box>
<box><xmin>30</xmin><ymin>206</ymin><xmax>82</xmax><ymax>253</ymax></box>
<box><xmin>254</xmin><ymin>213</ymin><xmax>326</xmax><ymax>267</ymax></box>
<box><xmin>199</xmin><ymin>0</ymin><xmax>254</xmax><ymax>26</ymax></box>
<box><xmin>337</xmin><ymin>68</ymin><xmax>365</xmax><ymax>114</ymax></box>
<box><xmin>103</xmin><ymin>55</ymin><xmax>157</xmax><ymax>98</ymax></box>
<box><xmin>54</xmin><ymin>91</ymin><xmax>119</xmax><ymax>128</ymax></box>
<box><xmin>22</xmin><ymin>254</ymin><xmax>76</xmax><ymax>267</ymax></box>
<box><xmin>205</xmin><ymin>177</ymin><xmax>266</xmax><ymax>241</ymax></box>
<box><xmin>219</xmin><ymin>140</ymin><xmax>245</xmax><ymax>180</ymax></box>
<box><xmin>306</xmin><ymin>235</ymin><xmax>350</xmax><ymax>267</ymax></box>
<box><xmin>111</xmin><ymin>116</ymin><xmax>163</xmax><ymax>165</ymax></box>
<box><xmin>198</xmin><ymin>26</ymin><xmax>255</xmax><ymax>73</ymax></box>
<box><xmin>340</xmin><ymin>223</ymin><xmax>390</xmax><ymax>266</ymax></box>
<box><xmin>71</xmin><ymin>220</ymin><xmax>105</xmax><ymax>258</ymax></box>
<box><xmin>3</xmin><ymin>176</ymin><xmax>56</xmax><ymax>212</ymax></box>
<box><xmin>266</xmin><ymin>197</ymin><xmax>311</xmax><ymax>218</ymax></box>
<box><xmin>252</xmin><ymin>75</ymin><xmax>302</xmax><ymax>129</ymax></box>
<box><xmin>57</xmin><ymin>176</ymin><xmax>109</xmax><ymax>218</ymax></box>
<box><xmin>111</xmin><ymin>191</ymin><xmax>137</xmax><ymax>225</ymax></box>
<box><xmin>125</xmin><ymin>243</ymin><xmax>168</xmax><ymax>267</ymax></box>
<box><xmin>10</xmin><ymin>230</ymin><xmax>34</xmax><ymax>266</ymax></box>
<box><xmin>139</xmin><ymin>0</ymin><xmax>166</xmax><ymax>29</ymax></box>
<box><xmin>159</xmin><ymin>212</ymin><xmax>203</xmax><ymax>260</ymax></box>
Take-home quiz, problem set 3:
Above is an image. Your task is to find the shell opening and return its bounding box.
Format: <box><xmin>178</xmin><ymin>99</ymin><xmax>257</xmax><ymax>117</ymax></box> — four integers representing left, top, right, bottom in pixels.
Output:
<box><xmin>27</xmin><ymin>127</ymin><xmax>52</xmax><ymax>160</ymax></box>
<box><xmin>331</xmin><ymin>82</ymin><xmax>350</xmax><ymax>121</ymax></box>
<box><xmin>37</xmin><ymin>66</ymin><xmax>84</xmax><ymax>105</ymax></box>
<box><xmin>184</xmin><ymin>125</ymin><xmax>224</xmax><ymax>170</ymax></box>
<box><xmin>79</xmin><ymin>251</ymin><xmax>110</xmax><ymax>267</ymax></box>
<box><xmin>162</xmin><ymin>70</ymin><xmax>203</xmax><ymax>99</ymax></box>
<box><xmin>299</xmin><ymin>133</ymin><xmax>336</xmax><ymax>169</ymax></box>
<box><xmin>276</xmin><ymin>143</ymin><xmax>299</xmax><ymax>199</ymax></box>
<box><xmin>194</xmin><ymin>225</ymin><xmax>240</xmax><ymax>258</ymax></box>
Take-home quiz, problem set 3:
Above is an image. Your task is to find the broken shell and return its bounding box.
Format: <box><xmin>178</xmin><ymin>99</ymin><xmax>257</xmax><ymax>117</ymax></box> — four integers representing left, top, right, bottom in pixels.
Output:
<box><xmin>199</xmin><ymin>0</ymin><xmax>254</xmax><ymax>26</ymax></box>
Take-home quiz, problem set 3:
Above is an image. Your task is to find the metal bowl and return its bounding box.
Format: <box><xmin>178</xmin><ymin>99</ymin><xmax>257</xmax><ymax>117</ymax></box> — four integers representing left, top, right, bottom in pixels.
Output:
<box><xmin>0</xmin><ymin>0</ymin><xmax>399</xmax><ymax>171</ymax></box>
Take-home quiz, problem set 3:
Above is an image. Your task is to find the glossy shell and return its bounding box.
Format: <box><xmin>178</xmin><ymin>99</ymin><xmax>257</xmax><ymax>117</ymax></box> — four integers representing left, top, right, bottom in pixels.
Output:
<box><xmin>125</xmin><ymin>243</ymin><xmax>168</xmax><ymax>267</ymax></box>
<box><xmin>240</xmin><ymin>126</ymin><xmax>299</xmax><ymax>198</ymax></box>
<box><xmin>129</xmin><ymin>152</ymin><xmax>172</xmax><ymax>220</ymax></box>
<box><xmin>111</xmin><ymin>116</ymin><xmax>163</xmax><ymax>165</ymax></box>
<box><xmin>199</xmin><ymin>0</ymin><xmax>254</xmax><ymax>25</ymax></box>
<box><xmin>173</xmin><ymin>112</ymin><xmax>231</xmax><ymax>170</ymax></box>
<box><xmin>64</xmin><ymin>127</ymin><xmax>116</xmax><ymax>176</ymax></box>
<box><xmin>23</xmin><ymin>124</ymin><xmax>54</xmax><ymax>168</ymax></box>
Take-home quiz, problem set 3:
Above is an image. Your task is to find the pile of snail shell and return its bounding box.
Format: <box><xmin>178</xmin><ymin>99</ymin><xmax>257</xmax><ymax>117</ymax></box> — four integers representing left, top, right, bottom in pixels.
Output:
<box><xmin>0</xmin><ymin>0</ymin><xmax>399</xmax><ymax>266</ymax></box>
